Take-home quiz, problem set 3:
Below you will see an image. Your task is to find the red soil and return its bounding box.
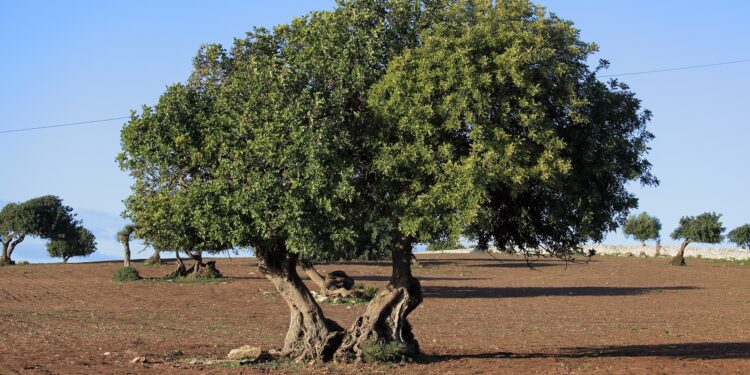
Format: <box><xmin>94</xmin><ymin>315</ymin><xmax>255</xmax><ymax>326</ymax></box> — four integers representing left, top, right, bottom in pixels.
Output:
<box><xmin>1</xmin><ymin>253</ymin><xmax>749</xmax><ymax>374</ymax></box>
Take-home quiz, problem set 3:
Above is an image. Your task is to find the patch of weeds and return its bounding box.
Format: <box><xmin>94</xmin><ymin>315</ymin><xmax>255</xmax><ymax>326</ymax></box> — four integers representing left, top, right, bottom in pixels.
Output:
<box><xmin>361</xmin><ymin>341</ymin><xmax>407</xmax><ymax>363</ymax></box>
<box><xmin>112</xmin><ymin>266</ymin><xmax>142</xmax><ymax>282</ymax></box>
<box><xmin>532</xmin><ymin>323</ymin><xmax>542</xmax><ymax>334</ymax></box>
<box><xmin>16</xmin><ymin>260</ymin><xmax>30</xmax><ymax>265</ymax></box>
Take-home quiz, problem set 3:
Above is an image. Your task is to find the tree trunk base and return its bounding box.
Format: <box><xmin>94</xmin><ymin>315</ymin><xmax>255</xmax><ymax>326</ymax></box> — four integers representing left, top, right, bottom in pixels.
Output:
<box><xmin>282</xmin><ymin>313</ymin><xmax>344</xmax><ymax>363</ymax></box>
<box><xmin>187</xmin><ymin>260</ymin><xmax>222</xmax><ymax>279</ymax></box>
<box><xmin>670</xmin><ymin>254</ymin><xmax>686</xmax><ymax>266</ymax></box>
<box><xmin>335</xmin><ymin>278</ymin><xmax>422</xmax><ymax>363</ymax></box>
<box><xmin>0</xmin><ymin>259</ymin><xmax>15</xmax><ymax>266</ymax></box>
<box><xmin>164</xmin><ymin>261</ymin><xmax>222</xmax><ymax>279</ymax></box>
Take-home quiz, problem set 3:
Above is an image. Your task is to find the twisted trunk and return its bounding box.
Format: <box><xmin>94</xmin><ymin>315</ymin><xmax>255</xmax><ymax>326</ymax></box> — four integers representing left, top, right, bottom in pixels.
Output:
<box><xmin>670</xmin><ymin>239</ymin><xmax>689</xmax><ymax>266</ymax></box>
<box><xmin>185</xmin><ymin>250</ymin><xmax>221</xmax><ymax>278</ymax></box>
<box><xmin>1</xmin><ymin>237</ymin><xmax>12</xmax><ymax>265</ymax></box>
<box><xmin>255</xmin><ymin>241</ymin><xmax>343</xmax><ymax>362</ymax></box>
<box><xmin>335</xmin><ymin>234</ymin><xmax>422</xmax><ymax>363</ymax></box>
<box><xmin>1</xmin><ymin>235</ymin><xmax>25</xmax><ymax>265</ymax></box>
<box><xmin>165</xmin><ymin>250</ymin><xmax>188</xmax><ymax>278</ymax></box>
<box><xmin>123</xmin><ymin>241</ymin><xmax>131</xmax><ymax>267</ymax></box>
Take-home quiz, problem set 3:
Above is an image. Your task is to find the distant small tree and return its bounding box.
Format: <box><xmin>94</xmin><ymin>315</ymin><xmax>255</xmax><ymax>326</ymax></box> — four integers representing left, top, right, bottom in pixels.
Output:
<box><xmin>623</xmin><ymin>212</ymin><xmax>661</xmax><ymax>246</ymax></box>
<box><xmin>47</xmin><ymin>226</ymin><xmax>97</xmax><ymax>263</ymax></box>
<box><xmin>117</xmin><ymin>224</ymin><xmax>136</xmax><ymax>267</ymax></box>
<box><xmin>670</xmin><ymin>212</ymin><xmax>724</xmax><ymax>266</ymax></box>
<box><xmin>0</xmin><ymin>196</ymin><xmax>78</xmax><ymax>265</ymax></box>
<box><xmin>727</xmin><ymin>224</ymin><xmax>750</xmax><ymax>250</ymax></box>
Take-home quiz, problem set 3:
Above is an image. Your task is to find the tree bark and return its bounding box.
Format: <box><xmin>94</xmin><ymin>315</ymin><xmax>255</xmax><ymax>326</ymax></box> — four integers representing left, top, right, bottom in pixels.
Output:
<box><xmin>335</xmin><ymin>234</ymin><xmax>422</xmax><ymax>363</ymax></box>
<box><xmin>165</xmin><ymin>250</ymin><xmax>188</xmax><ymax>278</ymax></box>
<box><xmin>63</xmin><ymin>255</ymin><xmax>70</xmax><ymax>263</ymax></box>
<box><xmin>255</xmin><ymin>240</ymin><xmax>343</xmax><ymax>362</ymax></box>
<box><xmin>670</xmin><ymin>238</ymin><xmax>689</xmax><ymax>266</ymax></box>
<box><xmin>4</xmin><ymin>235</ymin><xmax>25</xmax><ymax>265</ymax></box>
<box><xmin>301</xmin><ymin>262</ymin><xmax>328</xmax><ymax>291</ymax></box>
<box><xmin>123</xmin><ymin>241</ymin><xmax>131</xmax><ymax>268</ymax></box>
<box><xmin>1</xmin><ymin>237</ymin><xmax>12</xmax><ymax>265</ymax></box>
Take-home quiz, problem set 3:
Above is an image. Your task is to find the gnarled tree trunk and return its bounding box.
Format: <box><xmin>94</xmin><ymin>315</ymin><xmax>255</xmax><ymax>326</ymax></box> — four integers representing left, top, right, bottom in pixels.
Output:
<box><xmin>335</xmin><ymin>234</ymin><xmax>422</xmax><ymax>363</ymax></box>
<box><xmin>165</xmin><ymin>250</ymin><xmax>188</xmax><ymax>278</ymax></box>
<box><xmin>670</xmin><ymin>238</ymin><xmax>689</xmax><ymax>266</ymax></box>
<box><xmin>255</xmin><ymin>241</ymin><xmax>343</xmax><ymax>362</ymax></box>
<box><xmin>1</xmin><ymin>235</ymin><xmax>25</xmax><ymax>266</ymax></box>
<box><xmin>185</xmin><ymin>250</ymin><xmax>221</xmax><ymax>278</ymax></box>
<box><xmin>1</xmin><ymin>237</ymin><xmax>13</xmax><ymax>265</ymax></box>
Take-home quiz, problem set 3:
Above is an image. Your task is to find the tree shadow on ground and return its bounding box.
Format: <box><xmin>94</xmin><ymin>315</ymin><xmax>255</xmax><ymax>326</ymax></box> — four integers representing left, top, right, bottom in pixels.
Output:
<box><xmin>420</xmin><ymin>342</ymin><xmax>750</xmax><ymax>362</ymax></box>
<box><xmin>421</xmin><ymin>285</ymin><xmax>698</xmax><ymax>299</ymax></box>
<box><xmin>354</xmin><ymin>275</ymin><xmax>486</xmax><ymax>282</ymax></box>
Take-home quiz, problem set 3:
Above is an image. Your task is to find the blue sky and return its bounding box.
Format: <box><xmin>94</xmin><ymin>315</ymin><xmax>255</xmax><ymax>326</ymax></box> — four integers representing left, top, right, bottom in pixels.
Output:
<box><xmin>1</xmin><ymin>1</ymin><xmax>748</xmax><ymax>262</ymax></box>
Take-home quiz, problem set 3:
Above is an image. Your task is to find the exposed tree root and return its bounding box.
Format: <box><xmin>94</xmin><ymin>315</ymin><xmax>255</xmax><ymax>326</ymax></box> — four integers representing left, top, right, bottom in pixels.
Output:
<box><xmin>335</xmin><ymin>235</ymin><xmax>422</xmax><ymax>363</ymax></box>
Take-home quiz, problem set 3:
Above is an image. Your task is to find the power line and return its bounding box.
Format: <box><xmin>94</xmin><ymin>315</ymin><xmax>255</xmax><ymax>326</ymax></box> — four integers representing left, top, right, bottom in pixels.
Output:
<box><xmin>599</xmin><ymin>58</ymin><xmax>750</xmax><ymax>78</ymax></box>
<box><xmin>1</xmin><ymin>59</ymin><xmax>747</xmax><ymax>135</ymax></box>
<box><xmin>0</xmin><ymin>116</ymin><xmax>130</xmax><ymax>135</ymax></box>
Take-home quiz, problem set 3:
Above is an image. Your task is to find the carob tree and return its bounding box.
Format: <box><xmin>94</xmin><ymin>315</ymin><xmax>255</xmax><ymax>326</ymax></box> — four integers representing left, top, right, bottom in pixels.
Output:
<box><xmin>338</xmin><ymin>0</ymin><xmax>657</xmax><ymax>361</ymax></box>
<box><xmin>117</xmin><ymin>224</ymin><xmax>136</xmax><ymax>267</ymax></box>
<box><xmin>119</xmin><ymin>77</ymin><xmax>230</xmax><ymax>279</ymax></box>
<box><xmin>0</xmin><ymin>196</ymin><xmax>80</xmax><ymax>265</ymax></box>
<box><xmin>118</xmin><ymin>0</ymin><xmax>656</xmax><ymax>364</ymax></box>
<box><xmin>47</xmin><ymin>226</ymin><xmax>97</xmax><ymax>263</ymax></box>
<box><xmin>669</xmin><ymin>212</ymin><xmax>724</xmax><ymax>266</ymax></box>
<box><xmin>623</xmin><ymin>212</ymin><xmax>662</xmax><ymax>247</ymax></box>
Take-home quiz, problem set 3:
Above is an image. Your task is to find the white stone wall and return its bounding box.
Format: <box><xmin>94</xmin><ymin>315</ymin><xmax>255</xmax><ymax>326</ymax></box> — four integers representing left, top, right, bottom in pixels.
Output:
<box><xmin>422</xmin><ymin>245</ymin><xmax>750</xmax><ymax>260</ymax></box>
<box><xmin>589</xmin><ymin>244</ymin><xmax>750</xmax><ymax>260</ymax></box>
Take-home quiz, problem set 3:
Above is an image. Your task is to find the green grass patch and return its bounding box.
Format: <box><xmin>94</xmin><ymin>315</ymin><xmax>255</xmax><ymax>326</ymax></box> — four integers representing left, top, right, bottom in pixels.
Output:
<box><xmin>361</xmin><ymin>341</ymin><xmax>408</xmax><ymax>363</ymax></box>
<box><xmin>112</xmin><ymin>266</ymin><xmax>141</xmax><ymax>282</ymax></box>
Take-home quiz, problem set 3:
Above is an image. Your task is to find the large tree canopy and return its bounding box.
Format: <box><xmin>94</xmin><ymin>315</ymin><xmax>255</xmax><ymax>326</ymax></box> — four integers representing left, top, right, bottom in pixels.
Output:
<box><xmin>119</xmin><ymin>0</ymin><xmax>656</xmax><ymax>363</ymax></box>
<box><xmin>0</xmin><ymin>196</ymin><xmax>79</xmax><ymax>265</ymax></box>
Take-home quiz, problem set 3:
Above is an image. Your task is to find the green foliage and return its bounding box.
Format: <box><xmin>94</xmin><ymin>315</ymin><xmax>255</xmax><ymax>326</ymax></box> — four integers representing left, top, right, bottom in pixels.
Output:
<box><xmin>623</xmin><ymin>212</ymin><xmax>661</xmax><ymax>245</ymax></box>
<box><xmin>118</xmin><ymin>0</ymin><xmax>655</xmax><ymax>273</ymax></box>
<box><xmin>670</xmin><ymin>212</ymin><xmax>724</xmax><ymax>244</ymax></box>
<box><xmin>361</xmin><ymin>341</ymin><xmax>407</xmax><ymax>363</ymax></box>
<box><xmin>0</xmin><ymin>196</ymin><xmax>77</xmax><ymax>240</ymax></box>
<box><xmin>727</xmin><ymin>224</ymin><xmax>750</xmax><ymax>249</ymax></box>
<box><xmin>370</xmin><ymin>1</ymin><xmax>657</xmax><ymax>257</ymax></box>
<box><xmin>1</xmin><ymin>196</ymin><xmax>81</xmax><ymax>262</ymax></box>
<box><xmin>112</xmin><ymin>266</ymin><xmax>141</xmax><ymax>282</ymax></box>
<box><xmin>426</xmin><ymin>239</ymin><xmax>464</xmax><ymax>251</ymax></box>
<box><xmin>47</xmin><ymin>226</ymin><xmax>97</xmax><ymax>262</ymax></box>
